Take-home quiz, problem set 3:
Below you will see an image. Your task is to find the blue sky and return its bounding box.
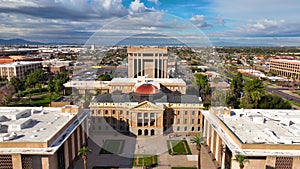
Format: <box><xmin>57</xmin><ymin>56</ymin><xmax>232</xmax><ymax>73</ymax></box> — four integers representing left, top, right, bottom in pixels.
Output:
<box><xmin>0</xmin><ymin>0</ymin><xmax>299</xmax><ymax>46</ymax></box>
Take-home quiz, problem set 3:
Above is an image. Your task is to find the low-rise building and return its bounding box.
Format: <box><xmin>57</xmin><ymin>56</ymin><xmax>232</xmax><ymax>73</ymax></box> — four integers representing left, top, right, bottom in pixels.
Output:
<box><xmin>202</xmin><ymin>108</ymin><xmax>300</xmax><ymax>169</ymax></box>
<box><xmin>270</xmin><ymin>59</ymin><xmax>300</xmax><ymax>80</ymax></box>
<box><xmin>0</xmin><ymin>105</ymin><xmax>89</xmax><ymax>169</ymax></box>
<box><xmin>0</xmin><ymin>61</ymin><xmax>42</xmax><ymax>80</ymax></box>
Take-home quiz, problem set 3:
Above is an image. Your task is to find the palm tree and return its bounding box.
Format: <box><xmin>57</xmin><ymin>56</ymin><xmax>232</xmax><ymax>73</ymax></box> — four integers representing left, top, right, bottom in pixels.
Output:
<box><xmin>250</xmin><ymin>91</ymin><xmax>262</xmax><ymax>108</ymax></box>
<box><xmin>233</xmin><ymin>154</ymin><xmax>249</xmax><ymax>169</ymax></box>
<box><xmin>77</xmin><ymin>146</ymin><xmax>92</xmax><ymax>169</ymax></box>
<box><xmin>190</xmin><ymin>134</ymin><xmax>205</xmax><ymax>169</ymax></box>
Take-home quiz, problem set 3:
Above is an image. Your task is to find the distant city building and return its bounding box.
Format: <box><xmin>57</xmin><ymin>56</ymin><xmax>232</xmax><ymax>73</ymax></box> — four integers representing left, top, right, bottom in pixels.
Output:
<box><xmin>0</xmin><ymin>61</ymin><xmax>42</xmax><ymax>80</ymax></box>
<box><xmin>0</xmin><ymin>56</ymin><xmax>42</xmax><ymax>64</ymax></box>
<box><xmin>202</xmin><ymin>108</ymin><xmax>300</xmax><ymax>169</ymax></box>
<box><xmin>270</xmin><ymin>59</ymin><xmax>300</xmax><ymax>80</ymax></box>
<box><xmin>50</xmin><ymin>65</ymin><xmax>66</xmax><ymax>73</ymax></box>
<box><xmin>127</xmin><ymin>46</ymin><xmax>168</xmax><ymax>78</ymax></box>
<box><xmin>0</xmin><ymin>105</ymin><xmax>89</xmax><ymax>169</ymax></box>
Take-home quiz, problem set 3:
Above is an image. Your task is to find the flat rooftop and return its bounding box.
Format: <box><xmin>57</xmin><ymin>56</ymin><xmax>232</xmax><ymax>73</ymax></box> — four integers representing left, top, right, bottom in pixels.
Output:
<box><xmin>203</xmin><ymin>108</ymin><xmax>300</xmax><ymax>156</ymax></box>
<box><xmin>218</xmin><ymin>109</ymin><xmax>300</xmax><ymax>145</ymax></box>
<box><xmin>0</xmin><ymin>107</ymin><xmax>75</xmax><ymax>143</ymax></box>
<box><xmin>270</xmin><ymin>59</ymin><xmax>300</xmax><ymax>64</ymax></box>
<box><xmin>111</xmin><ymin>77</ymin><xmax>186</xmax><ymax>85</ymax></box>
<box><xmin>0</xmin><ymin>61</ymin><xmax>41</xmax><ymax>67</ymax></box>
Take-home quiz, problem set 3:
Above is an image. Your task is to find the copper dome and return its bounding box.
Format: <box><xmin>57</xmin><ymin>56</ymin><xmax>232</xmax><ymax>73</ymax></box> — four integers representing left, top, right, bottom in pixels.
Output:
<box><xmin>135</xmin><ymin>84</ymin><xmax>159</xmax><ymax>95</ymax></box>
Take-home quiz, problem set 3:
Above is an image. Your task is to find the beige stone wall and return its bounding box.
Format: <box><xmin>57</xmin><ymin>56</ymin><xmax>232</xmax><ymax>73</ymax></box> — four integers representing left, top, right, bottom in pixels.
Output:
<box><xmin>12</xmin><ymin>154</ymin><xmax>22</xmax><ymax>169</ymax></box>
<box><xmin>293</xmin><ymin>156</ymin><xmax>300</xmax><ymax>169</ymax></box>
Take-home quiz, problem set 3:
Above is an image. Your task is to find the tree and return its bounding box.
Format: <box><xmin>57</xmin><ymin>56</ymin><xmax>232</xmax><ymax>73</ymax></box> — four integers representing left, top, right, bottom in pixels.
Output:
<box><xmin>230</xmin><ymin>72</ymin><xmax>243</xmax><ymax>98</ymax></box>
<box><xmin>25</xmin><ymin>72</ymin><xmax>39</xmax><ymax>105</ymax></box>
<box><xmin>190</xmin><ymin>135</ymin><xmax>205</xmax><ymax>169</ymax></box>
<box><xmin>77</xmin><ymin>146</ymin><xmax>91</xmax><ymax>169</ymax></box>
<box><xmin>241</xmin><ymin>79</ymin><xmax>264</xmax><ymax>108</ymax></box>
<box><xmin>259</xmin><ymin>94</ymin><xmax>291</xmax><ymax>109</ymax></box>
<box><xmin>10</xmin><ymin>76</ymin><xmax>23</xmax><ymax>98</ymax></box>
<box><xmin>194</xmin><ymin>74</ymin><xmax>211</xmax><ymax>101</ymax></box>
<box><xmin>48</xmin><ymin>79</ymin><xmax>55</xmax><ymax>101</ymax></box>
<box><xmin>233</xmin><ymin>154</ymin><xmax>249</xmax><ymax>169</ymax></box>
<box><xmin>0</xmin><ymin>84</ymin><xmax>15</xmax><ymax>106</ymax></box>
<box><xmin>227</xmin><ymin>73</ymin><xmax>244</xmax><ymax>108</ymax></box>
<box><xmin>99</xmin><ymin>73</ymin><xmax>112</xmax><ymax>81</ymax></box>
<box><xmin>250</xmin><ymin>91</ymin><xmax>262</xmax><ymax>109</ymax></box>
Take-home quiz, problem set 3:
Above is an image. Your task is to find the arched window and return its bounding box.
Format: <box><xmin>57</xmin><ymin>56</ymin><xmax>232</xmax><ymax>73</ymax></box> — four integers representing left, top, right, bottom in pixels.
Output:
<box><xmin>151</xmin><ymin>129</ymin><xmax>155</xmax><ymax>136</ymax></box>
<box><xmin>138</xmin><ymin>129</ymin><xmax>142</xmax><ymax>136</ymax></box>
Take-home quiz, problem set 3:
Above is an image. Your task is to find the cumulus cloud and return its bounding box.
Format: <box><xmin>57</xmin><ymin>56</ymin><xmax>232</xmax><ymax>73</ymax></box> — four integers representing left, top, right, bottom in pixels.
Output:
<box><xmin>211</xmin><ymin>19</ymin><xmax>300</xmax><ymax>37</ymax></box>
<box><xmin>129</xmin><ymin>0</ymin><xmax>154</xmax><ymax>14</ymax></box>
<box><xmin>0</xmin><ymin>0</ymin><xmax>128</xmax><ymax>20</ymax></box>
<box><xmin>189</xmin><ymin>15</ymin><xmax>212</xmax><ymax>29</ymax></box>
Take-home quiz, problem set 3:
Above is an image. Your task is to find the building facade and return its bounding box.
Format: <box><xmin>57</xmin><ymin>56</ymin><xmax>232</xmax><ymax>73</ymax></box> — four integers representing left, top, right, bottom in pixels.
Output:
<box><xmin>202</xmin><ymin>108</ymin><xmax>300</xmax><ymax>169</ymax></box>
<box><xmin>0</xmin><ymin>61</ymin><xmax>42</xmax><ymax>81</ymax></box>
<box><xmin>0</xmin><ymin>106</ymin><xmax>89</xmax><ymax>169</ymax></box>
<box><xmin>127</xmin><ymin>46</ymin><xmax>168</xmax><ymax>78</ymax></box>
<box><xmin>269</xmin><ymin>59</ymin><xmax>300</xmax><ymax>80</ymax></box>
<box><xmin>89</xmin><ymin>82</ymin><xmax>203</xmax><ymax>137</ymax></box>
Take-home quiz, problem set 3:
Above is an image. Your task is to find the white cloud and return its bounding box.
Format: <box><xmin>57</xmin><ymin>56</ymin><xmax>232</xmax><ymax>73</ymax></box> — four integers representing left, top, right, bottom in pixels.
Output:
<box><xmin>129</xmin><ymin>0</ymin><xmax>153</xmax><ymax>14</ymax></box>
<box><xmin>210</xmin><ymin>19</ymin><xmax>300</xmax><ymax>37</ymax></box>
<box><xmin>189</xmin><ymin>15</ymin><xmax>211</xmax><ymax>29</ymax></box>
<box><xmin>147</xmin><ymin>0</ymin><xmax>159</xmax><ymax>4</ymax></box>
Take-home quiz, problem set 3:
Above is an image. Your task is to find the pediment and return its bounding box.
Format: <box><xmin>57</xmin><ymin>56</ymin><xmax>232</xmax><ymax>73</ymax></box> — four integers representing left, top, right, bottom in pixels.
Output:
<box><xmin>130</xmin><ymin>101</ymin><xmax>164</xmax><ymax>111</ymax></box>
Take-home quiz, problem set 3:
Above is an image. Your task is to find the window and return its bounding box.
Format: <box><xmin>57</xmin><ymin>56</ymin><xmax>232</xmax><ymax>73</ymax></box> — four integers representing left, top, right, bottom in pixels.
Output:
<box><xmin>191</xmin><ymin>119</ymin><xmax>195</xmax><ymax>124</ymax></box>
<box><xmin>177</xmin><ymin>126</ymin><xmax>180</xmax><ymax>131</ymax></box>
<box><xmin>184</xmin><ymin>127</ymin><xmax>187</xmax><ymax>131</ymax></box>
<box><xmin>126</xmin><ymin>111</ymin><xmax>129</xmax><ymax>115</ymax></box>
<box><xmin>192</xmin><ymin>111</ymin><xmax>195</xmax><ymax>115</ymax></box>
<box><xmin>198</xmin><ymin>119</ymin><xmax>201</xmax><ymax>124</ymax></box>
<box><xmin>91</xmin><ymin>110</ymin><xmax>95</xmax><ymax>115</ymax></box>
<box><xmin>198</xmin><ymin>111</ymin><xmax>201</xmax><ymax>115</ymax></box>
<box><xmin>105</xmin><ymin>110</ymin><xmax>108</xmax><ymax>114</ymax></box>
<box><xmin>112</xmin><ymin>110</ymin><xmax>115</xmax><ymax>114</ymax></box>
<box><xmin>138</xmin><ymin>113</ymin><xmax>142</xmax><ymax>118</ymax></box>
<box><xmin>184</xmin><ymin>119</ymin><xmax>187</xmax><ymax>124</ymax></box>
<box><xmin>177</xmin><ymin>119</ymin><xmax>180</xmax><ymax>124</ymax></box>
<box><xmin>185</xmin><ymin>111</ymin><xmax>188</xmax><ymax>115</ymax></box>
<box><xmin>98</xmin><ymin>110</ymin><xmax>101</xmax><ymax>114</ymax></box>
<box><xmin>120</xmin><ymin>110</ymin><xmax>123</xmax><ymax>114</ymax></box>
<box><xmin>177</xmin><ymin>111</ymin><xmax>180</xmax><ymax>115</ymax></box>
<box><xmin>170</xmin><ymin>118</ymin><xmax>174</xmax><ymax>124</ymax></box>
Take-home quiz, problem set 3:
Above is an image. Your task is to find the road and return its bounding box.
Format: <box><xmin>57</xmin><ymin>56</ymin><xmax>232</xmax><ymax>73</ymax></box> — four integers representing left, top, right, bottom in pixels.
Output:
<box><xmin>266</xmin><ymin>87</ymin><xmax>300</xmax><ymax>103</ymax></box>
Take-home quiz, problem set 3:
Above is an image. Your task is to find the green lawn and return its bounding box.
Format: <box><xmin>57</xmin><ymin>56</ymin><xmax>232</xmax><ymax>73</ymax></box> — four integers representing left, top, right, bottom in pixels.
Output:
<box><xmin>99</xmin><ymin>140</ymin><xmax>124</xmax><ymax>154</ymax></box>
<box><xmin>167</xmin><ymin>140</ymin><xmax>192</xmax><ymax>155</ymax></box>
<box><xmin>9</xmin><ymin>94</ymin><xmax>60</xmax><ymax>107</ymax></box>
<box><xmin>133</xmin><ymin>154</ymin><xmax>158</xmax><ymax>167</ymax></box>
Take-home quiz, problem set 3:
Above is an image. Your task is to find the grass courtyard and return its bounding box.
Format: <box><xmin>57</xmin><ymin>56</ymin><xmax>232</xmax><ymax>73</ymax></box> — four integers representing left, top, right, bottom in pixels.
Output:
<box><xmin>99</xmin><ymin>140</ymin><xmax>125</xmax><ymax>154</ymax></box>
<box><xmin>133</xmin><ymin>154</ymin><xmax>158</xmax><ymax>167</ymax></box>
<box><xmin>167</xmin><ymin>140</ymin><xmax>192</xmax><ymax>155</ymax></box>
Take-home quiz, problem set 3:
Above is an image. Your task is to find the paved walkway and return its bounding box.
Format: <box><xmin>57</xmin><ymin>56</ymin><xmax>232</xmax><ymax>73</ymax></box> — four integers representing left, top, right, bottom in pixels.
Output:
<box><xmin>74</xmin><ymin>133</ymin><xmax>218</xmax><ymax>169</ymax></box>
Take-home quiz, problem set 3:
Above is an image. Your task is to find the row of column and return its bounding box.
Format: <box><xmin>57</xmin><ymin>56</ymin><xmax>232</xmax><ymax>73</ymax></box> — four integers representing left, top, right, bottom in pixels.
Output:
<box><xmin>203</xmin><ymin>118</ymin><xmax>226</xmax><ymax>169</ymax></box>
